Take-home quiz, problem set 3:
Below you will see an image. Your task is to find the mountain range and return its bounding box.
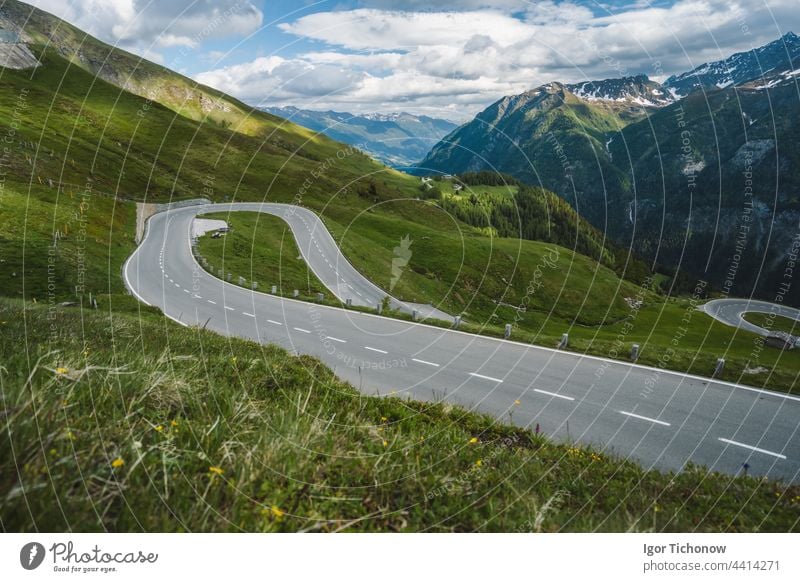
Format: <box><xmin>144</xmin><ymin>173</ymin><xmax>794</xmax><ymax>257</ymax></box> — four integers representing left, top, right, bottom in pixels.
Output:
<box><xmin>420</xmin><ymin>32</ymin><xmax>800</xmax><ymax>304</ymax></box>
<box><xmin>261</xmin><ymin>106</ymin><xmax>457</xmax><ymax>168</ymax></box>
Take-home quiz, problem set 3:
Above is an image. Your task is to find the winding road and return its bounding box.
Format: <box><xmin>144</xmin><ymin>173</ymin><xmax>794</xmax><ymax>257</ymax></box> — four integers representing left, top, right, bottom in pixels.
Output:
<box><xmin>702</xmin><ymin>298</ymin><xmax>800</xmax><ymax>339</ymax></box>
<box><xmin>124</xmin><ymin>202</ymin><xmax>800</xmax><ymax>484</ymax></box>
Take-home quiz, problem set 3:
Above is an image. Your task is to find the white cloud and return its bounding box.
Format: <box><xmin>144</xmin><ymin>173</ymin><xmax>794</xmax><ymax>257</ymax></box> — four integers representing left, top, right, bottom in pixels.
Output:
<box><xmin>278</xmin><ymin>9</ymin><xmax>535</xmax><ymax>51</ymax></box>
<box><xmin>28</xmin><ymin>0</ymin><xmax>262</xmax><ymax>54</ymax></box>
<box><xmin>196</xmin><ymin>56</ymin><xmax>367</xmax><ymax>103</ymax></box>
<box><xmin>357</xmin><ymin>0</ymin><xmax>532</xmax><ymax>8</ymax></box>
<box><xmin>39</xmin><ymin>0</ymin><xmax>796</xmax><ymax>119</ymax></box>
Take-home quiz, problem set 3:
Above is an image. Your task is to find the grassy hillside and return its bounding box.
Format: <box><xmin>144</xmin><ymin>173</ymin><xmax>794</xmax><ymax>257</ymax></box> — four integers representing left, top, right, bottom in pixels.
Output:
<box><xmin>197</xmin><ymin>212</ymin><xmax>327</xmax><ymax>298</ymax></box>
<box><xmin>2</xmin><ymin>298</ymin><xmax>798</xmax><ymax>532</ymax></box>
<box><xmin>2</xmin><ymin>0</ymin><xmax>301</xmax><ymax>136</ymax></box>
<box><xmin>0</xmin><ymin>48</ymin><xmax>411</xmax><ymax>204</ymax></box>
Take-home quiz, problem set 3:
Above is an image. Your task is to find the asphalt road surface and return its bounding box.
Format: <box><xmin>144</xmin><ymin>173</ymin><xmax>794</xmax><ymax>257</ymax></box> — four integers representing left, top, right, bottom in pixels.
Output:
<box><xmin>702</xmin><ymin>298</ymin><xmax>800</xmax><ymax>337</ymax></box>
<box><xmin>191</xmin><ymin>202</ymin><xmax>452</xmax><ymax>322</ymax></box>
<box><xmin>124</xmin><ymin>203</ymin><xmax>800</xmax><ymax>484</ymax></box>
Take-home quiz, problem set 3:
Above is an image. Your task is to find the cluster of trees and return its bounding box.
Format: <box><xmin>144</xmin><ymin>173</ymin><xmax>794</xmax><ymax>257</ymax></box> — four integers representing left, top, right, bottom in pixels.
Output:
<box><xmin>422</xmin><ymin>175</ymin><xmax>654</xmax><ymax>285</ymax></box>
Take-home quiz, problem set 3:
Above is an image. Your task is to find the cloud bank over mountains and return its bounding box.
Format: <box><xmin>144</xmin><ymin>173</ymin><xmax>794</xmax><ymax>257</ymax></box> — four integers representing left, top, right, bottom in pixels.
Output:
<box><xmin>27</xmin><ymin>1</ymin><xmax>800</xmax><ymax>119</ymax></box>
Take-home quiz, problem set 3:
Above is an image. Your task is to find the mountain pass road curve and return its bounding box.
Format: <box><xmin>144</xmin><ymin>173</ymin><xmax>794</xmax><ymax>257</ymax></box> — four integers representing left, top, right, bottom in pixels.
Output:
<box><xmin>123</xmin><ymin>202</ymin><xmax>800</xmax><ymax>483</ymax></box>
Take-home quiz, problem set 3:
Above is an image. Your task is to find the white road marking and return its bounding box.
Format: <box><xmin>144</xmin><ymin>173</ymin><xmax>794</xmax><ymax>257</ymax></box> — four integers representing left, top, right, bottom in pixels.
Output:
<box><xmin>183</xmin><ymin>289</ymin><xmax>190</xmax><ymax>293</ymax></box>
<box><xmin>243</xmin><ymin>312</ymin><xmax>255</xmax><ymax>317</ymax></box>
<box><xmin>469</xmin><ymin>372</ymin><xmax>503</xmax><ymax>383</ymax></box>
<box><xmin>224</xmin><ymin>306</ymin><xmax>235</xmax><ymax>311</ymax></box>
<box><xmin>533</xmin><ymin>388</ymin><xmax>575</xmax><ymax>401</ymax></box>
<box><xmin>293</xmin><ymin>327</ymin><xmax>311</xmax><ymax>334</ymax></box>
<box><xmin>619</xmin><ymin>410</ymin><xmax>671</xmax><ymax>427</ymax></box>
<box><xmin>412</xmin><ymin>358</ymin><xmax>440</xmax><ymax>367</ymax></box>
<box><xmin>718</xmin><ymin>438</ymin><xmax>787</xmax><ymax>460</ymax></box>
<box><xmin>207</xmin><ymin>300</ymin><xmax>216</xmax><ymax>305</ymax></box>
<box><xmin>364</xmin><ymin>346</ymin><xmax>388</xmax><ymax>354</ymax></box>
<box><xmin>267</xmin><ymin>319</ymin><xmax>283</xmax><ymax>326</ymax></box>
<box><xmin>326</xmin><ymin>336</ymin><xmax>346</xmax><ymax>343</ymax></box>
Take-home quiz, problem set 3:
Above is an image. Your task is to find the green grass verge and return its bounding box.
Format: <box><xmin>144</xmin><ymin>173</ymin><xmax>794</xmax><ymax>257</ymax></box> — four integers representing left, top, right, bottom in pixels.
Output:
<box><xmin>743</xmin><ymin>313</ymin><xmax>800</xmax><ymax>336</ymax></box>
<box><xmin>0</xmin><ymin>186</ymin><xmax>136</xmax><ymax>301</ymax></box>
<box><xmin>2</xmin><ymin>298</ymin><xmax>799</xmax><ymax>532</ymax></box>
<box><xmin>195</xmin><ymin>212</ymin><xmax>327</xmax><ymax>297</ymax></box>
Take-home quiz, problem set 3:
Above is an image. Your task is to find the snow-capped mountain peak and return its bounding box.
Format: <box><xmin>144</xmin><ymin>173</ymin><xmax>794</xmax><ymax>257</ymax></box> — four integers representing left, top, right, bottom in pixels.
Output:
<box><xmin>566</xmin><ymin>74</ymin><xmax>678</xmax><ymax>107</ymax></box>
<box><xmin>664</xmin><ymin>31</ymin><xmax>800</xmax><ymax>95</ymax></box>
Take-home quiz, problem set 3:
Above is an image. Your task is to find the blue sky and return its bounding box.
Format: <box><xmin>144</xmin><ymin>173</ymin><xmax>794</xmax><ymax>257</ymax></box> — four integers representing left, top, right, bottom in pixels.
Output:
<box><xmin>28</xmin><ymin>0</ymin><xmax>800</xmax><ymax>120</ymax></box>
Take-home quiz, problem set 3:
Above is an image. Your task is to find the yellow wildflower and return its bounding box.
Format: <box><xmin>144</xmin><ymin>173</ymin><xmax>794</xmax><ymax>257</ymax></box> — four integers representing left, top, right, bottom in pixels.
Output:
<box><xmin>475</xmin><ymin>459</ymin><xmax>483</xmax><ymax>467</ymax></box>
<box><xmin>55</xmin><ymin>367</ymin><xmax>69</xmax><ymax>375</ymax></box>
<box><xmin>154</xmin><ymin>425</ymin><xmax>164</xmax><ymax>433</ymax></box>
<box><xmin>208</xmin><ymin>466</ymin><xmax>224</xmax><ymax>476</ymax></box>
<box><xmin>270</xmin><ymin>505</ymin><xmax>285</xmax><ymax>519</ymax></box>
<box><xmin>469</xmin><ymin>437</ymin><xmax>479</xmax><ymax>444</ymax></box>
<box><xmin>111</xmin><ymin>457</ymin><xmax>125</xmax><ymax>468</ymax></box>
<box><xmin>381</xmin><ymin>416</ymin><xmax>387</xmax><ymax>422</ymax></box>
<box><xmin>170</xmin><ymin>420</ymin><xmax>179</xmax><ymax>428</ymax></box>
<box><xmin>382</xmin><ymin>440</ymin><xmax>388</xmax><ymax>447</ymax></box>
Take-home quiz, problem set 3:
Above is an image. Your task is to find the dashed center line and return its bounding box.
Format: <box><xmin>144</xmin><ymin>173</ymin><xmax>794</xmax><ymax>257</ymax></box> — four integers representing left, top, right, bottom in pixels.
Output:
<box><xmin>718</xmin><ymin>438</ymin><xmax>786</xmax><ymax>460</ymax></box>
<box><xmin>326</xmin><ymin>336</ymin><xmax>346</xmax><ymax>343</ymax></box>
<box><xmin>469</xmin><ymin>372</ymin><xmax>503</xmax><ymax>383</ymax></box>
<box><xmin>619</xmin><ymin>410</ymin><xmax>671</xmax><ymax>427</ymax></box>
<box><xmin>242</xmin><ymin>312</ymin><xmax>255</xmax><ymax>317</ymax></box>
<box><xmin>207</xmin><ymin>300</ymin><xmax>216</xmax><ymax>305</ymax></box>
<box><xmin>412</xmin><ymin>358</ymin><xmax>439</xmax><ymax>367</ymax></box>
<box><xmin>364</xmin><ymin>346</ymin><xmax>388</xmax><ymax>354</ymax></box>
<box><xmin>224</xmin><ymin>306</ymin><xmax>235</xmax><ymax>311</ymax></box>
<box><xmin>293</xmin><ymin>327</ymin><xmax>311</xmax><ymax>334</ymax></box>
<box><xmin>267</xmin><ymin>319</ymin><xmax>283</xmax><ymax>326</ymax></box>
<box><xmin>533</xmin><ymin>388</ymin><xmax>575</xmax><ymax>401</ymax></box>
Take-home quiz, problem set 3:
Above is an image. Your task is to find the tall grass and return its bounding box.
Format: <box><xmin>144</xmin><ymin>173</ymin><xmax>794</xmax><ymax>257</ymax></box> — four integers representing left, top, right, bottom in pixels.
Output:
<box><xmin>2</xmin><ymin>299</ymin><xmax>798</xmax><ymax>532</ymax></box>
